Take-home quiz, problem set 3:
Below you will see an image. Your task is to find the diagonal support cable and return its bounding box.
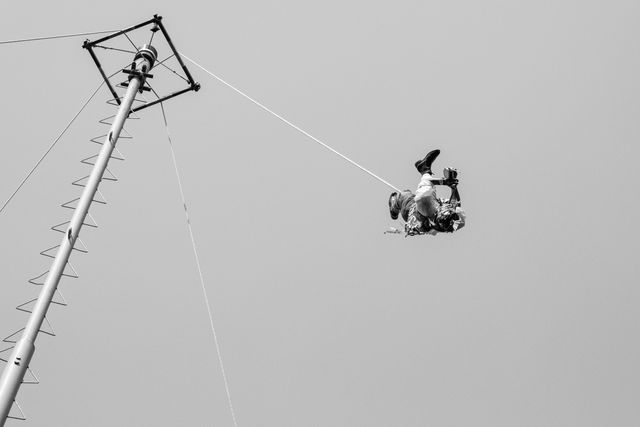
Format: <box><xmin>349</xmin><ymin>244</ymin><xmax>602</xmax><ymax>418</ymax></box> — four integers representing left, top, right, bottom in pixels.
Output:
<box><xmin>0</xmin><ymin>65</ymin><xmax>130</xmax><ymax>215</ymax></box>
<box><xmin>0</xmin><ymin>80</ymin><xmax>106</xmax><ymax>214</ymax></box>
<box><xmin>0</xmin><ymin>29</ymin><xmax>118</xmax><ymax>45</ymax></box>
<box><xmin>156</xmin><ymin>60</ymin><xmax>190</xmax><ymax>84</ymax></box>
<box><xmin>159</xmin><ymin>102</ymin><xmax>239</xmax><ymax>427</ymax></box>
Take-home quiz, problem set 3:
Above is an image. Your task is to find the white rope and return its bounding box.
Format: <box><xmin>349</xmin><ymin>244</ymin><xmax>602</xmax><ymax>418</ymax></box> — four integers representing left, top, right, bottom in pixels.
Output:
<box><xmin>181</xmin><ymin>54</ymin><xmax>401</xmax><ymax>193</ymax></box>
<box><xmin>159</xmin><ymin>103</ymin><xmax>239</xmax><ymax>427</ymax></box>
<box><xmin>0</xmin><ymin>29</ymin><xmax>119</xmax><ymax>45</ymax></box>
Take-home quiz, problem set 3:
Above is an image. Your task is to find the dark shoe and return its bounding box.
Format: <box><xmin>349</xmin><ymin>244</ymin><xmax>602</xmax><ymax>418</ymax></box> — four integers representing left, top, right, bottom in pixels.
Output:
<box><xmin>414</xmin><ymin>149</ymin><xmax>440</xmax><ymax>175</ymax></box>
<box><xmin>388</xmin><ymin>192</ymin><xmax>400</xmax><ymax>220</ymax></box>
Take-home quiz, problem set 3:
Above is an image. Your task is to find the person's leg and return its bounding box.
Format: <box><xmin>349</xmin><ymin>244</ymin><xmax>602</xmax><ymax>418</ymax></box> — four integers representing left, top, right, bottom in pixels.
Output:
<box><xmin>398</xmin><ymin>192</ymin><xmax>416</xmax><ymax>222</ymax></box>
<box><xmin>414</xmin><ymin>149</ymin><xmax>440</xmax><ymax>175</ymax></box>
<box><xmin>414</xmin><ymin>174</ymin><xmax>440</xmax><ymax>218</ymax></box>
<box><xmin>389</xmin><ymin>191</ymin><xmax>414</xmax><ymax>220</ymax></box>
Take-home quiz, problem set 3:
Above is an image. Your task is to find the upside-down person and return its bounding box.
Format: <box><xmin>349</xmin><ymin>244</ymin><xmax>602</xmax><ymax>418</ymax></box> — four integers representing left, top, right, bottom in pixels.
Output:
<box><xmin>388</xmin><ymin>149</ymin><xmax>466</xmax><ymax>236</ymax></box>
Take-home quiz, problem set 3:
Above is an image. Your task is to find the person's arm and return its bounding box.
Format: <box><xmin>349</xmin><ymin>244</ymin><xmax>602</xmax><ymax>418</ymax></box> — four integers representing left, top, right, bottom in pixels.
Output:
<box><xmin>427</xmin><ymin>177</ymin><xmax>458</xmax><ymax>186</ymax></box>
<box><xmin>428</xmin><ymin>178</ymin><xmax>461</xmax><ymax>206</ymax></box>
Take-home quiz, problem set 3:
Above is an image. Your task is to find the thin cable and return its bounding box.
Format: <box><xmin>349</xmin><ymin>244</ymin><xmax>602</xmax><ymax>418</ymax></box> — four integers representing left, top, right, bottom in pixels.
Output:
<box><xmin>0</xmin><ymin>29</ymin><xmax>118</xmax><ymax>45</ymax></box>
<box><xmin>159</xmin><ymin>102</ymin><xmax>239</xmax><ymax>427</ymax></box>
<box><xmin>122</xmin><ymin>32</ymin><xmax>138</xmax><ymax>51</ymax></box>
<box><xmin>157</xmin><ymin>60</ymin><xmax>190</xmax><ymax>83</ymax></box>
<box><xmin>182</xmin><ymin>54</ymin><xmax>401</xmax><ymax>193</ymax></box>
<box><xmin>156</xmin><ymin>54</ymin><xmax>176</xmax><ymax>67</ymax></box>
<box><xmin>0</xmin><ymin>80</ymin><xmax>105</xmax><ymax>214</ymax></box>
<box><xmin>94</xmin><ymin>44</ymin><xmax>136</xmax><ymax>54</ymax></box>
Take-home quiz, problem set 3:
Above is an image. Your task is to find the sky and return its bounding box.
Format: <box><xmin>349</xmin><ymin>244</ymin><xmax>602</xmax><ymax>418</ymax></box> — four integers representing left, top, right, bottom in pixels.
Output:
<box><xmin>1</xmin><ymin>1</ymin><xmax>639</xmax><ymax>426</ymax></box>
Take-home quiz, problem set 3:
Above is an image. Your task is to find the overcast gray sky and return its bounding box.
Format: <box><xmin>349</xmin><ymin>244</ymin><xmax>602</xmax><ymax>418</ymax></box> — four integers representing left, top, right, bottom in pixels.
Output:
<box><xmin>1</xmin><ymin>0</ymin><xmax>639</xmax><ymax>426</ymax></box>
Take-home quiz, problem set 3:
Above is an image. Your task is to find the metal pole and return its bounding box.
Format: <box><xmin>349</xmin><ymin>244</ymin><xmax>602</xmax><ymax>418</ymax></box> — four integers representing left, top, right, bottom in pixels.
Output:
<box><xmin>0</xmin><ymin>45</ymin><xmax>157</xmax><ymax>426</ymax></box>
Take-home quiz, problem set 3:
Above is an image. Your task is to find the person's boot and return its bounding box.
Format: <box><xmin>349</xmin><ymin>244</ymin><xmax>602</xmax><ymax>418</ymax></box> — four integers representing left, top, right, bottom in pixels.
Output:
<box><xmin>414</xmin><ymin>149</ymin><xmax>440</xmax><ymax>175</ymax></box>
<box><xmin>388</xmin><ymin>192</ymin><xmax>400</xmax><ymax>220</ymax></box>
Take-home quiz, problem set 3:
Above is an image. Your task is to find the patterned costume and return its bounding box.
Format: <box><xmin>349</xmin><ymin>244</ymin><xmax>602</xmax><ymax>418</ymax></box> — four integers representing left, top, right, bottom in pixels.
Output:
<box><xmin>388</xmin><ymin>149</ymin><xmax>465</xmax><ymax>236</ymax></box>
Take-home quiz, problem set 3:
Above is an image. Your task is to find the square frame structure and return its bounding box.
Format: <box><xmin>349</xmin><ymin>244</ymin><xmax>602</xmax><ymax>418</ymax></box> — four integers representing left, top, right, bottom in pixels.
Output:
<box><xmin>82</xmin><ymin>14</ymin><xmax>200</xmax><ymax>113</ymax></box>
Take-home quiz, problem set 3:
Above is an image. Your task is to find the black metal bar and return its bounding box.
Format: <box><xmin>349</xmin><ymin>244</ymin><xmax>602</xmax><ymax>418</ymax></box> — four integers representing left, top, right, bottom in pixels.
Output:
<box><xmin>122</xmin><ymin>69</ymin><xmax>153</xmax><ymax>79</ymax></box>
<box><xmin>130</xmin><ymin>86</ymin><xmax>195</xmax><ymax>113</ymax></box>
<box><xmin>85</xmin><ymin>18</ymin><xmax>156</xmax><ymax>47</ymax></box>
<box><xmin>84</xmin><ymin>43</ymin><xmax>120</xmax><ymax>105</ymax></box>
<box><xmin>155</xmin><ymin>17</ymin><xmax>196</xmax><ymax>85</ymax></box>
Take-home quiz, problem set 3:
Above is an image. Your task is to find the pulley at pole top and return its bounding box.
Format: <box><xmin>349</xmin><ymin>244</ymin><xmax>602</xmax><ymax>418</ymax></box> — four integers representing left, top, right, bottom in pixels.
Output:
<box><xmin>120</xmin><ymin>44</ymin><xmax>159</xmax><ymax>94</ymax></box>
<box><xmin>135</xmin><ymin>44</ymin><xmax>158</xmax><ymax>69</ymax></box>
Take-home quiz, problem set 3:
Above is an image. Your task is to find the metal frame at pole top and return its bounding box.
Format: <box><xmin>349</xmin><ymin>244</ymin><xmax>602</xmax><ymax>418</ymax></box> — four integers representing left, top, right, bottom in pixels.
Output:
<box><xmin>0</xmin><ymin>46</ymin><xmax>156</xmax><ymax>427</ymax></box>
